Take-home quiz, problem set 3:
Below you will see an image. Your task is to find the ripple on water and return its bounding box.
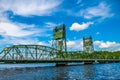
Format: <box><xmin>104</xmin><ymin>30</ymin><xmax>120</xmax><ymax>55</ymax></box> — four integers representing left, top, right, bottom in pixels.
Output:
<box><xmin>0</xmin><ymin>63</ymin><xmax>119</xmax><ymax>80</ymax></box>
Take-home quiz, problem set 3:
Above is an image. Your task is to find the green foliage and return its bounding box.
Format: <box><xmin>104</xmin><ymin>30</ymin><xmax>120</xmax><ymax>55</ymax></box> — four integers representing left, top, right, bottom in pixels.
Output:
<box><xmin>61</xmin><ymin>51</ymin><xmax>120</xmax><ymax>59</ymax></box>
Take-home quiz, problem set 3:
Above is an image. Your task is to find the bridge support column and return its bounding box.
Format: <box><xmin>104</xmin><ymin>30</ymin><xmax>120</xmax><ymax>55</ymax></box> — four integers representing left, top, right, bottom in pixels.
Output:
<box><xmin>83</xmin><ymin>61</ymin><xmax>94</xmax><ymax>65</ymax></box>
<box><xmin>56</xmin><ymin>63</ymin><xmax>67</xmax><ymax>67</ymax></box>
<box><xmin>98</xmin><ymin>61</ymin><xmax>106</xmax><ymax>64</ymax></box>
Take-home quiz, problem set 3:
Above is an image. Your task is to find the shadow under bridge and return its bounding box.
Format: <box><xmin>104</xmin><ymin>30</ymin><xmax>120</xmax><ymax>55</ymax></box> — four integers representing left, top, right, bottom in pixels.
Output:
<box><xmin>0</xmin><ymin>45</ymin><xmax>58</xmax><ymax>60</ymax></box>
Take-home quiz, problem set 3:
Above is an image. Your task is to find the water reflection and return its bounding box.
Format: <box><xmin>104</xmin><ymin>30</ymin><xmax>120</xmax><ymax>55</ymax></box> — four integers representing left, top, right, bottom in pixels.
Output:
<box><xmin>0</xmin><ymin>63</ymin><xmax>119</xmax><ymax>80</ymax></box>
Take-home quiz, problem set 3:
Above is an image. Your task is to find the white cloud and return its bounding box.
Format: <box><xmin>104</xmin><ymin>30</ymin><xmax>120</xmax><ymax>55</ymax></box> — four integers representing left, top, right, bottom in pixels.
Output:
<box><xmin>46</xmin><ymin>22</ymin><xmax>57</xmax><ymax>27</ymax></box>
<box><xmin>96</xmin><ymin>32</ymin><xmax>100</xmax><ymax>35</ymax></box>
<box><xmin>0</xmin><ymin>10</ymin><xmax>54</xmax><ymax>49</ymax></box>
<box><xmin>67</xmin><ymin>41</ymin><xmax>76</xmax><ymax>48</ymax></box>
<box><xmin>66</xmin><ymin>39</ymin><xmax>120</xmax><ymax>52</ymax></box>
<box><xmin>0</xmin><ymin>10</ymin><xmax>52</xmax><ymax>48</ymax></box>
<box><xmin>76</xmin><ymin>0</ymin><xmax>82</xmax><ymax>4</ymax></box>
<box><xmin>0</xmin><ymin>4</ymin><xmax>40</xmax><ymax>38</ymax></box>
<box><xmin>11</xmin><ymin>38</ymin><xmax>49</xmax><ymax>46</ymax></box>
<box><xmin>0</xmin><ymin>11</ymin><xmax>52</xmax><ymax>38</ymax></box>
<box><xmin>0</xmin><ymin>0</ymin><xmax>62</xmax><ymax>16</ymax></box>
<box><xmin>0</xmin><ymin>13</ymin><xmax>9</xmax><ymax>22</ymax></box>
<box><xmin>0</xmin><ymin>22</ymin><xmax>38</xmax><ymax>37</ymax></box>
<box><xmin>0</xmin><ymin>36</ymin><xmax>51</xmax><ymax>51</ymax></box>
<box><xmin>67</xmin><ymin>39</ymin><xmax>83</xmax><ymax>51</ymax></box>
<box><xmin>38</xmin><ymin>41</ymin><xmax>50</xmax><ymax>46</ymax></box>
<box><xmin>79</xmin><ymin>2</ymin><xmax>114</xmax><ymax>19</ymax></box>
<box><xmin>70</xmin><ymin>22</ymin><xmax>93</xmax><ymax>31</ymax></box>
<box><xmin>0</xmin><ymin>20</ymin><xmax>53</xmax><ymax>50</ymax></box>
<box><xmin>94</xmin><ymin>41</ymin><xmax>120</xmax><ymax>51</ymax></box>
<box><xmin>66</xmin><ymin>40</ymin><xmax>120</xmax><ymax>51</ymax></box>
<box><xmin>9</xmin><ymin>37</ymin><xmax>38</xmax><ymax>45</ymax></box>
<box><xmin>45</xmin><ymin>22</ymin><xmax>58</xmax><ymax>30</ymax></box>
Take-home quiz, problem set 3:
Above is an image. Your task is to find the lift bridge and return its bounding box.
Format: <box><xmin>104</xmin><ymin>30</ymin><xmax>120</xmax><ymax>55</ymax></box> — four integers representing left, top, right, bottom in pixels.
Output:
<box><xmin>0</xmin><ymin>24</ymin><xmax>68</xmax><ymax>63</ymax></box>
<box><xmin>0</xmin><ymin>44</ymin><xmax>119</xmax><ymax>64</ymax></box>
<box><xmin>0</xmin><ymin>24</ymin><xmax>119</xmax><ymax>64</ymax></box>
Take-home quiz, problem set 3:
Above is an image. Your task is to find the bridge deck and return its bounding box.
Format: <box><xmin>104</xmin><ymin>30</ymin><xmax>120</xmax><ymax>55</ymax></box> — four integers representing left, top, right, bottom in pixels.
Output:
<box><xmin>0</xmin><ymin>59</ymin><xmax>120</xmax><ymax>63</ymax></box>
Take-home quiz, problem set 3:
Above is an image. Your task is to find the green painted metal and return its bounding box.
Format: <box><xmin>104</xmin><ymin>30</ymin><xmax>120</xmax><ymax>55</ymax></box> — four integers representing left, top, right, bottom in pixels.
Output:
<box><xmin>53</xmin><ymin>25</ymin><xmax>65</xmax><ymax>40</ymax></box>
<box><xmin>83</xmin><ymin>36</ymin><xmax>94</xmax><ymax>53</ymax></box>
<box><xmin>0</xmin><ymin>45</ymin><xmax>58</xmax><ymax>60</ymax></box>
<box><xmin>52</xmin><ymin>24</ymin><xmax>67</xmax><ymax>58</ymax></box>
<box><xmin>0</xmin><ymin>22</ymin><xmax>119</xmax><ymax>64</ymax></box>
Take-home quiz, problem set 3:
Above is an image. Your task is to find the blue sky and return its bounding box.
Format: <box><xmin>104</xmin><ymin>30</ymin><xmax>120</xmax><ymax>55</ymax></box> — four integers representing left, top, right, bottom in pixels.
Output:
<box><xmin>0</xmin><ymin>0</ymin><xmax>120</xmax><ymax>51</ymax></box>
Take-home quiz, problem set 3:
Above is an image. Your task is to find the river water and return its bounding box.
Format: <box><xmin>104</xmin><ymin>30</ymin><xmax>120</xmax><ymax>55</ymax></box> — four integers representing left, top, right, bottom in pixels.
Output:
<box><xmin>0</xmin><ymin>63</ymin><xmax>119</xmax><ymax>80</ymax></box>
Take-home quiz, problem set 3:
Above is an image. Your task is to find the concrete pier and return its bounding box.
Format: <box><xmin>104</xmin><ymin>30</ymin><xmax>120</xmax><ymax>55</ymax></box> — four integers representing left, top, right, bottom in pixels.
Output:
<box><xmin>56</xmin><ymin>63</ymin><xmax>67</xmax><ymax>66</ymax></box>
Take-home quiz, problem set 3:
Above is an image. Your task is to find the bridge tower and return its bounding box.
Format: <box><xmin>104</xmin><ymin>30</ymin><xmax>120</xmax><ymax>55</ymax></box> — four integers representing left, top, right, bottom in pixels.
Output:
<box><xmin>52</xmin><ymin>24</ymin><xmax>67</xmax><ymax>58</ymax></box>
<box><xmin>83</xmin><ymin>36</ymin><xmax>94</xmax><ymax>53</ymax></box>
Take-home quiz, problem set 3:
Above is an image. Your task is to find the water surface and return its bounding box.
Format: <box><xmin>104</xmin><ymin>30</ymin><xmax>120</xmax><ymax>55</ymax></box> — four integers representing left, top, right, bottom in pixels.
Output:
<box><xmin>0</xmin><ymin>63</ymin><xmax>119</xmax><ymax>80</ymax></box>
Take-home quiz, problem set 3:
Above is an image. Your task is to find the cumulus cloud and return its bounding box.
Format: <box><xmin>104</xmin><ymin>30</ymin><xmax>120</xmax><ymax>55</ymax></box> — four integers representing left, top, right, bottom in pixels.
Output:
<box><xmin>70</xmin><ymin>22</ymin><xmax>93</xmax><ymax>31</ymax></box>
<box><xmin>66</xmin><ymin>39</ymin><xmax>120</xmax><ymax>52</ymax></box>
<box><xmin>94</xmin><ymin>41</ymin><xmax>120</xmax><ymax>51</ymax></box>
<box><xmin>0</xmin><ymin>0</ymin><xmax>62</xmax><ymax>16</ymax></box>
<box><xmin>67</xmin><ymin>39</ymin><xmax>83</xmax><ymax>51</ymax></box>
<box><xmin>79</xmin><ymin>2</ymin><xmax>114</xmax><ymax>19</ymax></box>
<box><xmin>66</xmin><ymin>40</ymin><xmax>120</xmax><ymax>51</ymax></box>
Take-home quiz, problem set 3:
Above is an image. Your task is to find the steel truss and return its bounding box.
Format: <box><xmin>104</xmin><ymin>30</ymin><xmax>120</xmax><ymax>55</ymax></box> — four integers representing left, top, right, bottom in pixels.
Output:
<box><xmin>0</xmin><ymin>45</ymin><xmax>58</xmax><ymax>60</ymax></box>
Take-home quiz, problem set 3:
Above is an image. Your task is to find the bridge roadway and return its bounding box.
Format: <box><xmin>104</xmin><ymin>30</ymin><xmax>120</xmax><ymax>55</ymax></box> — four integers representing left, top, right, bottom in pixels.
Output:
<box><xmin>0</xmin><ymin>59</ymin><xmax>120</xmax><ymax>64</ymax></box>
<box><xmin>0</xmin><ymin>45</ymin><xmax>119</xmax><ymax>65</ymax></box>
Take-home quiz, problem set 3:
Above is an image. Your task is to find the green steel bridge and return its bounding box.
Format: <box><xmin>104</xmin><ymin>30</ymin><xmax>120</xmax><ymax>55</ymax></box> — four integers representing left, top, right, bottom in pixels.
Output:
<box><xmin>0</xmin><ymin>45</ymin><xmax>58</xmax><ymax>60</ymax></box>
<box><xmin>0</xmin><ymin>45</ymin><xmax>119</xmax><ymax>64</ymax></box>
<box><xmin>0</xmin><ymin>25</ymin><xmax>119</xmax><ymax>65</ymax></box>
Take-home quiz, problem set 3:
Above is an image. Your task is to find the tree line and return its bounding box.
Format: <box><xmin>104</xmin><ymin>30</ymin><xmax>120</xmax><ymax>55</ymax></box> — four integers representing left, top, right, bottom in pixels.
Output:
<box><xmin>61</xmin><ymin>51</ymin><xmax>120</xmax><ymax>59</ymax></box>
